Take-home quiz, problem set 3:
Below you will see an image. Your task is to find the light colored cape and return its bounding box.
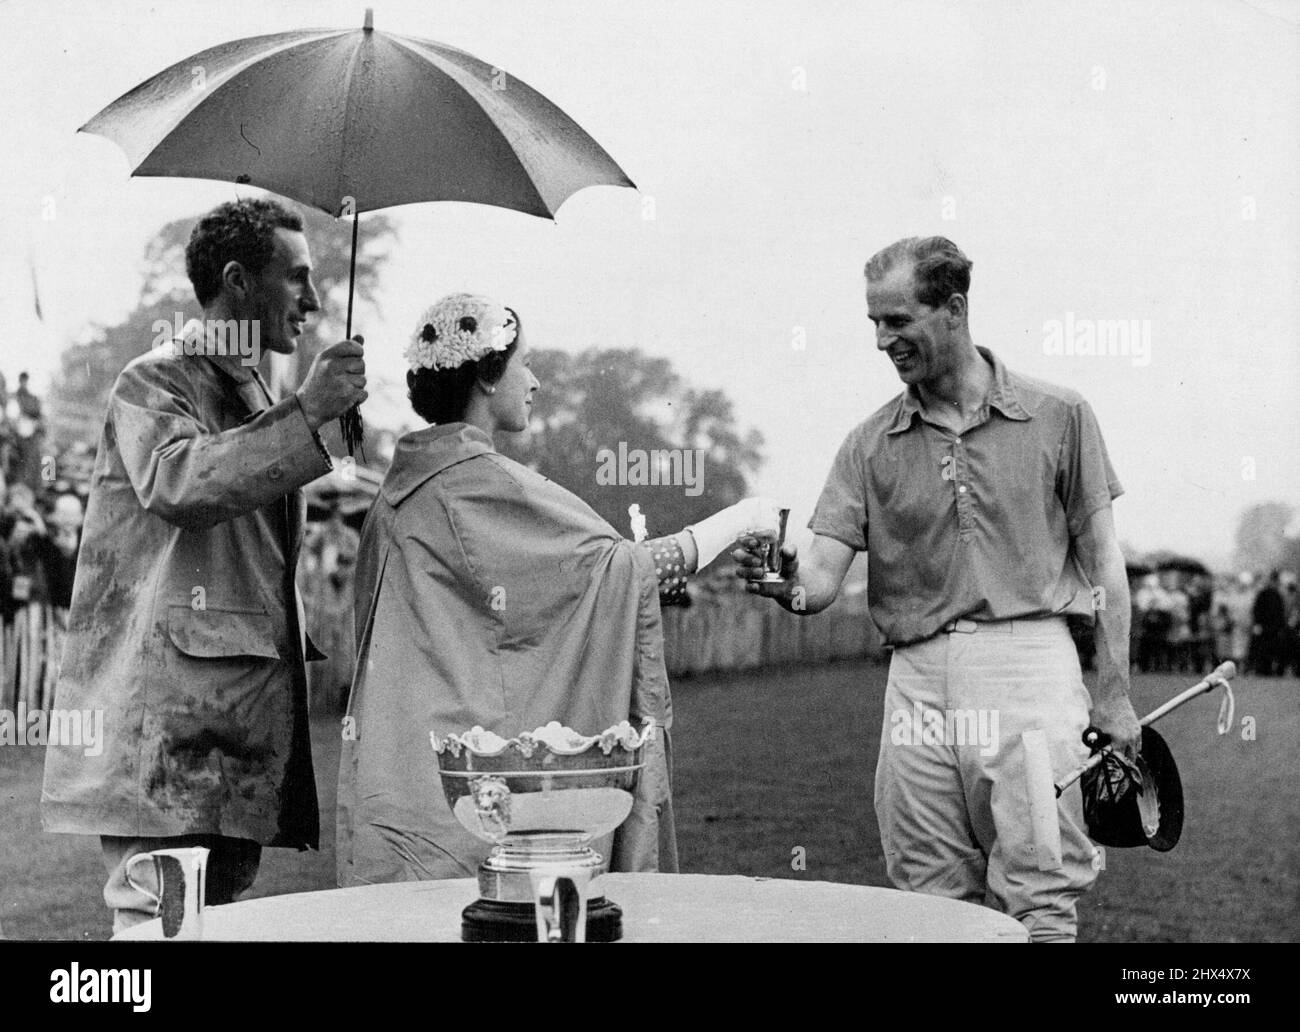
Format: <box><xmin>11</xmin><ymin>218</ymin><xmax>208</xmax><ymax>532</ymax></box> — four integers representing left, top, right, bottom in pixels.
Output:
<box><xmin>336</xmin><ymin>423</ymin><xmax>676</xmax><ymax>885</ymax></box>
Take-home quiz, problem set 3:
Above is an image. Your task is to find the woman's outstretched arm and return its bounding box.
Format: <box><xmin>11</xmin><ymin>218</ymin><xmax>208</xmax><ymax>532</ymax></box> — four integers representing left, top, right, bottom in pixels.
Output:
<box><xmin>638</xmin><ymin>498</ymin><xmax>781</xmax><ymax>604</ymax></box>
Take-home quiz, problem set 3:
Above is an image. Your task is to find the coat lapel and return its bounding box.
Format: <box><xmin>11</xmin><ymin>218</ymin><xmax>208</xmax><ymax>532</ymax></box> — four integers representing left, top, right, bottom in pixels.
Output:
<box><xmin>236</xmin><ymin>377</ymin><xmax>271</xmax><ymax>417</ymax></box>
<box><xmin>200</xmin><ymin>348</ymin><xmax>269</xmax><ymax>420</ymax></box>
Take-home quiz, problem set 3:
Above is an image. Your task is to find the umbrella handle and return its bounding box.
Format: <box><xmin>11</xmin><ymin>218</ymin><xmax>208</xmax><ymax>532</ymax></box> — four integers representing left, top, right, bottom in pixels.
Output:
<box><xmin>345</xmin><ymin>207</ymin><xmax>359</xmax><ymax>337</ymax></box>
<box><xmin>339</xmin><ymin>212</ymin><xmax>364</xmax><ymax>457</ymax></box>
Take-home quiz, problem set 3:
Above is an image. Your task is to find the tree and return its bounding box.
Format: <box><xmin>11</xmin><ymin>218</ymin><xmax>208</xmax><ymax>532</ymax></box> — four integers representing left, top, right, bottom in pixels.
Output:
<box><xmin>502</xmin><ymin>348</ymin><xmax>764</xmax><ymax>544</ymax></box>
<box><xmin>1232</xmin><ymin>502</ymin><xmax>1295</xmax><ymax>573</ymax></box>
<box><xmin>49</xmin><ymin>206</ymin><xmax>396</xmax><ymax>460</ymax></box>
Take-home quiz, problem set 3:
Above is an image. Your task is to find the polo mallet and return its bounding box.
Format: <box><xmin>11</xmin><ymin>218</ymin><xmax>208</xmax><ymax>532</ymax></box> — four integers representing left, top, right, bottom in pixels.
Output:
<box><xmin>1022</xmin><ymin>661</ymin><xmax>1236</xmax><ymax>871</ymax></box>
<box><xmin>1056</xmin><ymin>660</ymin><xmax>1236</xmax><ymax>796</ymax></box>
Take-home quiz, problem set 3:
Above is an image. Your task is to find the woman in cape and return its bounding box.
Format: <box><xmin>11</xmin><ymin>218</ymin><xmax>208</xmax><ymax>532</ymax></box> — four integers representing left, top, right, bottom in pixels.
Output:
<box><xmin>337</xmin><ymin>294</ymin><xmax>777</xmax><ymax>884</ymax></box>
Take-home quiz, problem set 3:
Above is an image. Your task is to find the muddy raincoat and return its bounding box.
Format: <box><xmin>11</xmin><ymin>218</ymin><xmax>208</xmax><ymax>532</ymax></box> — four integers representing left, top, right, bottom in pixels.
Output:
<box><xmin>41</xmin><ymin>348</ymin><xmax>332</xmax><ymax>847</ymax></box>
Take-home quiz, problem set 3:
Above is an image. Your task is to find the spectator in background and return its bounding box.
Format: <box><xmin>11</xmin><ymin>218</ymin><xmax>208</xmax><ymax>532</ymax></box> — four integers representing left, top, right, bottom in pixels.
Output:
<box><xmin>302</xmin><ymin>502</ymin><xmax>360</xmax><ymax>712</ymax></box>
<box><xmin>1186</xmin><ymin>573</ymin><xmax>1213</xmax><ymax>673</ymax></box>
<box><xmin>3</xmin><ymin>482</ymin><xmax>53</xmax><ymax>707</ymax></box>
<box><xmin>4</xmin><ymin>483</ymin><xmax>50</xmax><ymax>607</ymax></box>
<box><xmin>0</xmin><ymin>473</ymin><xmax>14</xmax><ymax>699</ymax></box>
<box><xmin>1133</xmin><ymin>574</ymin><xmax>1170</xmax><ymax>672</ymax></box>
<box><xmin>1163</xmin><ymin>572</ymin><xmax>1192</xmax><ymax>673</ymax></box>
<box><xmin>0</xmin><ymin>401</ymin><xmax>16</xmax><ymax>492</ymax></box>
<box><xmin>1284</xmin><ymin>579</ymin><xmax>1300</xmax><ymax>677</ymax></box>
<box><xmin>1225</xmin><ymin>572</ymin><xmax>1256</xmax><ymax>673</ymax></box>
<box><xmin>1211</xmin><ymin>600</ymin><xmax>1235</xmax><ymax>667</ymax></box>
<box><xmin>1251</xmin><ymin>570</ymin><xmax>1287</xmax><ymax>676</ymax></box>
<box><xmin>7</xmin><ymin>372</ymin><xmax>46</xmax><ymax>490</ymax></box>
<box><xmin>46</xmin><ymin>493</ymin><xmax>84</xmax><ymax>610</ymax></box>
<box><xmin>15</xmin><ymin>372</ymin><xmax>41</xmax><ymax>420</ymax></box>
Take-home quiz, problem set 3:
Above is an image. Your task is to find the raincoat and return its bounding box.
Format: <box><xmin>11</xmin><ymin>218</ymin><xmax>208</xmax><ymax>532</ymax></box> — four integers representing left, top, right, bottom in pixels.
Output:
<box><xmin>40</xmin><ymin>347</ymin><xmax>331</xmax><ymax>847</ymax></box>
<box><xmin>337</xmin><ymin>422</ymin><xmax>677</xmax><ymax>884</ymax></box>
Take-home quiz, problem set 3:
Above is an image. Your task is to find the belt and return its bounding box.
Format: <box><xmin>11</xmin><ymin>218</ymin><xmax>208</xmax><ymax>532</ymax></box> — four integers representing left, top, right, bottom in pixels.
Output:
<box><xmin>940</xmin><ymin>616</ymin><xmax>1069</xmax><ymax>635</ymax></box>
<box><xmin>941</xmin><ymin>618</ymin><xmax>1016</xmax><ymax>634</ymax></box>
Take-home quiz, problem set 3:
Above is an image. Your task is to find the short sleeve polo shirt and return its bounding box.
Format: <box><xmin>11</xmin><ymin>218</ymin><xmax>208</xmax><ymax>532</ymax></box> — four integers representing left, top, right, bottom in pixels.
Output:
<box><xmin>809</xmin><ymin>347</ymin><xmax>1123</xmax><ymax>646</ymax></box>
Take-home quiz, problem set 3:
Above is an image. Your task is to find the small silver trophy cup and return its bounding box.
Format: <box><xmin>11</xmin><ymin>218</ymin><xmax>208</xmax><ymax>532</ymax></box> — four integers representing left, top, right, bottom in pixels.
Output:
<box><xmin>432</xmin><ymin>719</ymin><xmax>655</xmax><ymax>942</ymax></box>
<box><xmin>757</xmin><ymin>507</ymin><xmax>792</xmax><ymax>583</ymax></box>
<box><xmin>124</xmin><ymin>846</ymin><xmax>209</xmax><ymax>940</ymax></box>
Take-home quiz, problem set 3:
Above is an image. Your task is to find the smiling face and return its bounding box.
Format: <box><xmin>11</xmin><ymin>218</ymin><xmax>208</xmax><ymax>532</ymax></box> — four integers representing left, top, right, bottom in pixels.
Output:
<box><xmin>866</xmin><ymin>262</ymin><xmax>963</xmax><ymax>388</ymax></box>
<box><xmin>486</xmin><ymin>326</ymin><xmax>540</xmax><ymax>433</ymax></box>
<box><xmin>244</xmin><ymin>228</ymin><xmax>320</xmax><ymax>355</ymax></box>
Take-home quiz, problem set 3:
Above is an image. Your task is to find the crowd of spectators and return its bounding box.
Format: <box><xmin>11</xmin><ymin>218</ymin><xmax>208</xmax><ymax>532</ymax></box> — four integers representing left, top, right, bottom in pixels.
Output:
<box><xmin>1131</xmin><ymin>568</ymin><xmax>1300</xmax><ymax>677</ymax></box>
<box><xmin>1</xmin><ymin>372</ymin><xmax>91</xmax><ymax>708</ymax></box>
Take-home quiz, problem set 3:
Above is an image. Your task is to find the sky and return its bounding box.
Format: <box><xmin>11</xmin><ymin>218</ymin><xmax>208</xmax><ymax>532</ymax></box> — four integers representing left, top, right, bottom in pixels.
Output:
<box><xmin>0</xmin><ymin>0</ymin><xmax>1296</xmax><ymax>566</ymax></box>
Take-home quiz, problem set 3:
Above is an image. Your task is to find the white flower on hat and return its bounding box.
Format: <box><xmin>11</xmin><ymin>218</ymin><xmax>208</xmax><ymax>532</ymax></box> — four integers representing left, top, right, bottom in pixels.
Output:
<box><xmin>403</xmin><ymin>294</ymin><xmax>518</xmax><ymax>372</ymax></box>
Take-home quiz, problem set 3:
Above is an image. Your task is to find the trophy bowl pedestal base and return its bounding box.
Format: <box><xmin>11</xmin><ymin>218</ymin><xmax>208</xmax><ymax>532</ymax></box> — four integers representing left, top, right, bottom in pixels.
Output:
<box><xmin>461</xmin><ymin>896</ymin><xmax>623</xmax><ymax>943</ymax></box>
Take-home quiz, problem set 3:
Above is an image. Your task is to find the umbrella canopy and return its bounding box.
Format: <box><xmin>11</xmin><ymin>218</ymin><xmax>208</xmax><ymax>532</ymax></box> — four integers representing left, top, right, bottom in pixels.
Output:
<box><xmin>80</xmin><ymin>9</ymin><xmax>636</xmax><ymax>454</ymax></box>
<box><xmin>80</xmin><ymin>9</ymin><xmax>634</xmax><ymax>219</ymax></box>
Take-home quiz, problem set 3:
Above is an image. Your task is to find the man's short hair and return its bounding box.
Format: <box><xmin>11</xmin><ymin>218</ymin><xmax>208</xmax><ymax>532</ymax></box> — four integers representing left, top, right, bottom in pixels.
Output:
<box><xmin>864</xmin><ymin>236</ymin><xmax>973</xmax><ymax>309</ymax></box>
<box><xmin>185</xmin><ymin>198</ymin><xmax>305</xmax><ymax>307</ymax></box>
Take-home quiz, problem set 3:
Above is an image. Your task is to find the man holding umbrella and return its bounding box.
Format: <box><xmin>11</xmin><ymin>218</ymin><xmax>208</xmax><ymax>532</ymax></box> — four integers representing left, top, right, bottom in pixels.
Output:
<box><xmin>736</xmin><ymin>236</ymin><xmax>1140</xmax><ymax>942</ymax></box>
<box><xmin>42</xmin><ymin>197</ymin><xmax>366</xmax><ymax>931</ymax></box>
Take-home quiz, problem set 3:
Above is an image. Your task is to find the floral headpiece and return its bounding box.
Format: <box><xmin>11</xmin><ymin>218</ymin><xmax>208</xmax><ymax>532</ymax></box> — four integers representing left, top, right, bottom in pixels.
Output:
<box><xmin>403</xmin><ymin>293</ymin><xmax>518</xmax><ymax>372</ymax></box>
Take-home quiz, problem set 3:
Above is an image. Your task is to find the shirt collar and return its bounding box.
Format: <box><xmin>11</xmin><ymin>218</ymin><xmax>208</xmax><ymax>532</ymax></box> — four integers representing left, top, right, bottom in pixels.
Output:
<box><xmin>884</xmin><ymin>346</ymin><xmax>1031</xmax><ymax>435</ymax></box>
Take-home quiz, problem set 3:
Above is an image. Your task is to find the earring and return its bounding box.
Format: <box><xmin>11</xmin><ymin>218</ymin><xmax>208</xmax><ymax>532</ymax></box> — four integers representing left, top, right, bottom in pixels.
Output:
<box><xmin>484</xmin><ymin>385</ymin><xmax>497</xmax><ymax>395</ymax></box>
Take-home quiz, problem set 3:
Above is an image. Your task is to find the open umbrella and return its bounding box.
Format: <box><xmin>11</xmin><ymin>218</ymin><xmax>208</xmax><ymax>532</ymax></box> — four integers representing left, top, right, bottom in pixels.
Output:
<box><xmin>80</xmin><ymin>8</ymin><xmax>635</xmax><ymax>452</ymax></box>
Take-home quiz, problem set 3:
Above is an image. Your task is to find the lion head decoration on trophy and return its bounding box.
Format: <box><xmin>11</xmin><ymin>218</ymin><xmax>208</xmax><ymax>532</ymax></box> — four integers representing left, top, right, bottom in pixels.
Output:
<box><xmin>432</xmin><ymin>718</ymin><xmax>656</xmax><ymax>942</ymax></box>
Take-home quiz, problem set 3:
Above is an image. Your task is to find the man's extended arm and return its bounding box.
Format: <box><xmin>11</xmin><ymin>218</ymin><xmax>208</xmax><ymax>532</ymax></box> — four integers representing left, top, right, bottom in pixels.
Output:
<box><xmin>734</xmin><ymin>532</ymin><xmax>856</xmax><ymax>614</ymax></box>
<box><xmin>1073</xmin><ymin>505</ymin><xmax>1141</xmax><ymax>758</ymax></box>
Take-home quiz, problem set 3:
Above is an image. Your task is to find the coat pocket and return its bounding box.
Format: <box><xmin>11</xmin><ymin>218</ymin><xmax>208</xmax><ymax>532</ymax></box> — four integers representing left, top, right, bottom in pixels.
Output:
<box><xmin>150</xmin><ymin>606</ymin><xmax>288</xmax><ymax>821</ymax></box>
<box><xmin>166</xmin><ymin>605</ymin><xmax>283</xmax><ymax>660</ymax></box>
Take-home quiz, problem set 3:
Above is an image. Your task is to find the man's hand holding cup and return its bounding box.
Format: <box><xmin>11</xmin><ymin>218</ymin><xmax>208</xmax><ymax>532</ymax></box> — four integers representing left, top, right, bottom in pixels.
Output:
<box><xmin>734</xmin><ymin>531</ymin><xmax>800</xmax><ymax>601</ymax></box>
<box><xmin>723</xmin><ymin>499</ymin><xmax>797</xmax><ymax>601</ymax></box>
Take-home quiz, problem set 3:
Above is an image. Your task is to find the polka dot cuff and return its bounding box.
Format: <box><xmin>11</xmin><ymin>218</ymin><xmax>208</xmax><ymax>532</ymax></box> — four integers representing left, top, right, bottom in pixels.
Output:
<box><xmin>642</xmin><ymin>534</ymin><xmax>689</xmax><ymax>606</ymax></box>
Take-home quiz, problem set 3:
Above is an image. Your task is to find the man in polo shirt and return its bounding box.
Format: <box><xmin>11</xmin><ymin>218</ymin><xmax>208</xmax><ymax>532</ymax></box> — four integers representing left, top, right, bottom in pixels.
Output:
<box><xmin>736</xmin><ymin>235</ymin><xmax>1139</xmax><ymax>942</ymax></box>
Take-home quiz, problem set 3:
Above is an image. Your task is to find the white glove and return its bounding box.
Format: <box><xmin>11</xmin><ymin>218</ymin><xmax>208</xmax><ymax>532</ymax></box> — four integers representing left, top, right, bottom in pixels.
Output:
<box><xmin>685</xmin><ymin>497</ymin><xmax>785</xmax><ymax>570</ymax></box>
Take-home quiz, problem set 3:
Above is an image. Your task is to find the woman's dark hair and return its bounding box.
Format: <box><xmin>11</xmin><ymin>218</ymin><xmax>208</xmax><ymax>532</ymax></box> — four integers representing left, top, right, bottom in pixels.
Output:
<box><xmin>407</xmin><ymin>308</ymin><xmax>521</xmax><ymax>424</ymax></box>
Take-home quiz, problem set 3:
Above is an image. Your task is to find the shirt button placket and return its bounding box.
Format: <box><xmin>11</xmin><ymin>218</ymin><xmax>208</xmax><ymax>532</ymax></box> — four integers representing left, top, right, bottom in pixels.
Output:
<box><xmin>954</xmin><ymin>436</ymin><xmax>975</xmax><ymax>540</ymax></box>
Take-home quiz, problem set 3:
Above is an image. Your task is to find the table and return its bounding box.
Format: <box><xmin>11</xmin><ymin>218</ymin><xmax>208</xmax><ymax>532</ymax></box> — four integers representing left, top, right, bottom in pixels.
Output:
<box><xmin>114</xmin><ymin>873</ymin><xmax>1028</xmax><ymax>942</ymax></box>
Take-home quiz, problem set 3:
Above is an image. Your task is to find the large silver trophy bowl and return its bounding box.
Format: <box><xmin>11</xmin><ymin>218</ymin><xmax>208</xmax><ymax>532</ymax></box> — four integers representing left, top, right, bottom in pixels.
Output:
<box><xmin>432</xmin><ymin>718</ymin><xmax>655</xmax><ymax>942</ymax></box>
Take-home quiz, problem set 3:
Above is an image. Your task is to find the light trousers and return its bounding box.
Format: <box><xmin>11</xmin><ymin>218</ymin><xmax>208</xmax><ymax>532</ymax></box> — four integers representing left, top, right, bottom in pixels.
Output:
<box><xmin>875</xmin><ymin>617</ymin><xmax>1100</xmax><ymax>942</ymax></box>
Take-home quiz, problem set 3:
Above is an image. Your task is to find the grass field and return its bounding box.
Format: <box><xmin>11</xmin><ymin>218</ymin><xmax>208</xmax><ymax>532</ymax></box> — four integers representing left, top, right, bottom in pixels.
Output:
<box><xmin>2</xmin><ymin>661</ymin><xmax>1296</xmax><ymax>941</ymax></box>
